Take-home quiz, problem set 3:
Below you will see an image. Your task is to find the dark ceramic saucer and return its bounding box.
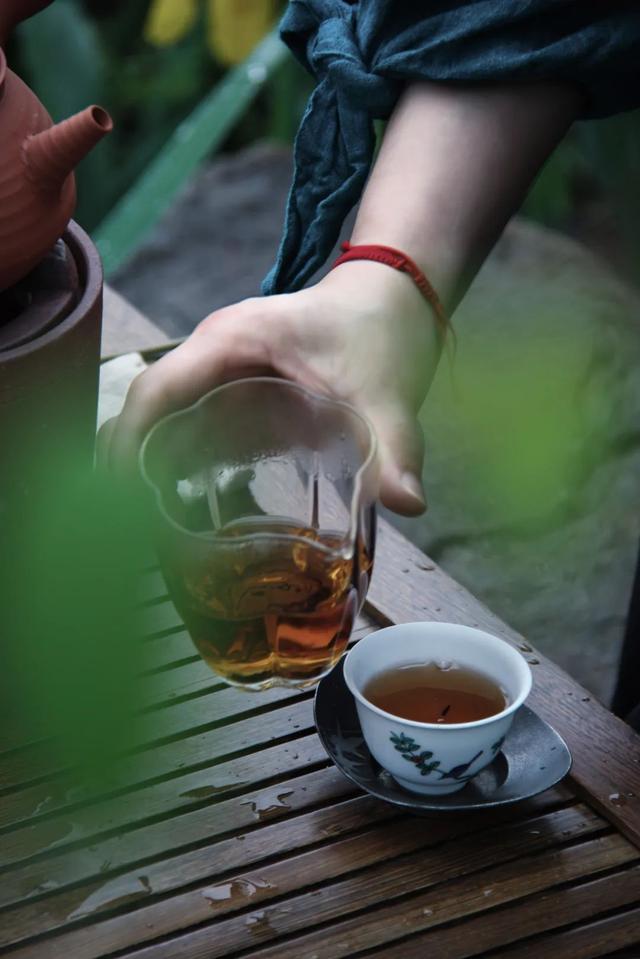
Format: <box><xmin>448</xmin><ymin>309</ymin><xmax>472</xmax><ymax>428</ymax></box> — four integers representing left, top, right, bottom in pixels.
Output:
<box><xmin>314</xmin><ymin>657</ymin><xmax>572</xmax><ymax>814</ymax></box>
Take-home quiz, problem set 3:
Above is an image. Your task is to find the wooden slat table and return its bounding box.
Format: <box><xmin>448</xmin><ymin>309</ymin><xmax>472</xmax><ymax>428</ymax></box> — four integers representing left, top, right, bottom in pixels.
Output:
<box><xmin>3</xmin><ymin>295</ymin><xmax>640</xmax><ymax>958</ymax></box>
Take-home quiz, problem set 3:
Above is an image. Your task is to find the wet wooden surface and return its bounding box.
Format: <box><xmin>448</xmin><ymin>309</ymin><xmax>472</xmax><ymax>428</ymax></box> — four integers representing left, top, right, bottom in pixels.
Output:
<box><xmin>2</xmin><ymin>530</ymin><xmax>640</xmax><ymax>959</ymax></box>
<box><xmin>2</xmin><ymin>298</ymin><xmax>640</xmax><ymax>957</ymax></box>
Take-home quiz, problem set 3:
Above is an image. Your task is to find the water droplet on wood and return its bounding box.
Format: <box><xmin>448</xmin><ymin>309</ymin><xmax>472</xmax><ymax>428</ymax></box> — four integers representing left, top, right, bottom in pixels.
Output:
<box><xmin>202</xmin><ymin>877</ymin><xmax>274</xmax><ymax>905</ymax></box>
<box><xmin>609</xmin><ymin>792</ymin><xmax>627</xmax><ymax>806</ymax></box>
<box><xmin>67</xmin><ymin>874</ymin><xmax>152</xmax><ymax>919</ymax></box>
<box><xmin>241</xmin><ymin>790</ymin><xmax>294</xmax><ymax>821</ymax></box>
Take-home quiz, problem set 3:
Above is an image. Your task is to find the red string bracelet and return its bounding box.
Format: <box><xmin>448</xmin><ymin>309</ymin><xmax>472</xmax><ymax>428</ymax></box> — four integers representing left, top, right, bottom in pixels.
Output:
<box><xmin>332</xmin><ymin>241</ymin><xmax>449</xmax><ymax>337</ymax></box>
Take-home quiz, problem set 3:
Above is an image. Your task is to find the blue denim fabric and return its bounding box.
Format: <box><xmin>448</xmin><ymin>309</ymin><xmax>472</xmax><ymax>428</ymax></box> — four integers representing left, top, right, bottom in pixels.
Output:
<box><xmin>262</xmin><ymin>0</ymin><xmax>640</xmax><ymax>295</ymax></box>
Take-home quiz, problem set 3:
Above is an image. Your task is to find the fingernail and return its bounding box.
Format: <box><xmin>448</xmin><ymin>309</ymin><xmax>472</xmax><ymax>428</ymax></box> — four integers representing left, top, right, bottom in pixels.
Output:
<box><xmin>401</xmin><ymin>472</ymin><xmax>427</xmax><ymax>511</ymax></box>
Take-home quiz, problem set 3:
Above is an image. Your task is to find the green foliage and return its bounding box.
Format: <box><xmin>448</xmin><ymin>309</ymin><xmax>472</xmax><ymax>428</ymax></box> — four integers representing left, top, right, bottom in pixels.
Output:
<box><xmin>13</xmin><ymin>0</ymin><xmax>222</xmax><ymax>230</ymax></box>
<box><xmin>10</xmin><ymin>0</ymin><xmax>306</xmax><ymax>236</ymax></box>
<box><xmin>3</xmin><ymin>459</ymin><xmax>150</xmax><ymax>790</ymax></box>
<box><xmin>522</xmin><ymin>112</ymin><xmax>640</xmax><ymax>281</ymax></box>
<box><xmin>577</xmin><ymin>113</ymin><xmax>640</xmax><ymax>274</ymax></box>
<box><xmin>522</xmin><ymin>131</ymin><xmax>585</xmax><ymax>226</ymax></box>
<box><xmin>10</xmin><ymin>2</ymin><xmax>640</xmax><ymax>276</ymax></box>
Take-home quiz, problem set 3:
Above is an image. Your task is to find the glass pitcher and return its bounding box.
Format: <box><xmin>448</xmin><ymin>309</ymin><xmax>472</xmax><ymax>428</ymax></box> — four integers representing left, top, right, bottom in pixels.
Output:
<box><xmin>140</xmin><ymin>378</ymin><xmax>378</xmax><ymax>690</ymax></box>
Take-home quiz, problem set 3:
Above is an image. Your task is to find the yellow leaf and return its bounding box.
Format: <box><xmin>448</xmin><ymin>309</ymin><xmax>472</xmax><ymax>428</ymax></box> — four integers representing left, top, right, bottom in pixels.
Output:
<box><xmin>207</xmin><ymin>0</ymin><xmax>276</xmax><ymax>65</ymax></box>
<box><xmin>144</xmin><ymin>0</ymin><xmax>199</xmax><ymax>48</ymax></box>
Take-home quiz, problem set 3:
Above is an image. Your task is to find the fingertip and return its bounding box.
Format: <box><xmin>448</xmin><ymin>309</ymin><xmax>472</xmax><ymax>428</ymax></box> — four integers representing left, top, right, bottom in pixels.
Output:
<box><xmin>379</xmin><ymin>469</ymin><xmax>428</xmax><ymax>517</ymax></box>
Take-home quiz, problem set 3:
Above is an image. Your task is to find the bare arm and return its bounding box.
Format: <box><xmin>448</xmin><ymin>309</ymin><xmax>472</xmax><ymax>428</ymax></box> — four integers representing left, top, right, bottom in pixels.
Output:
<box><xmin>104</xmin><ymin>80</ymin><xmax>581</xmax><ymax>514</ymax></box>
<box><xmin>352</xmin><ymin>80</ymin><xmax>582</xmax><ymax>310</ymax></box>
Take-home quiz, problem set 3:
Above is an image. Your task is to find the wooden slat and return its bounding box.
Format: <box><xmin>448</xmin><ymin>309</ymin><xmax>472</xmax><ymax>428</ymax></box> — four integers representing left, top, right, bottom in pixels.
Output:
<box><xmin>3</xmin><ymin>800</ymin><xmax>594</xmax><ymax>958</ymax></box>
<box><xmin>480</xmin><ymin>905</ymin><xmax>640</xmax><ymax>958</ymax></box>
<box><xmin>0</xmin><ymin>697</ymin><xmax>321</xmax><ymax>869</ymax></box>
<box><xmin>368</xmin><ymin>519</ymin><xmax>640</xmax><ymax>849</ymax></box>
<box><xmin>0</xmin><ymin>737</ymin><xmax>337</xmax><ymax>903</ymax></box>
<box><xmin>226</xmin><ymin>834</ymin><xmax>638</xmax><ymax>959</ymax></box>
<box><xmin>0</xmin><ymin>685</ymin><xmax>305</xmax><ymax>816</ymax></box>
<box><xmin>0</xmin><ymin>620</ymin><xmax>374</xmax><ymax>794</ymax></box>
<box><xmin>0</xmin><ymin>785</ymin><xmax>391</xmax><ymax>951</ymax></box>
<box><xmin>369</xmin><ymin>864</ymin><xmax>640</xmax><ymax>959</ymax></box>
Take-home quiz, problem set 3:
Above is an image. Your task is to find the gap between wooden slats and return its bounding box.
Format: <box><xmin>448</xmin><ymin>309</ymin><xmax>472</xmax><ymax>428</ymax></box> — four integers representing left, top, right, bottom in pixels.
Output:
<box><xmin>0</xmin><ymin>617</ymin><xmax>376</xmax><ymax>800</ymax></box>
<box><xmin>0</xmin><ymin>623</ymin><xmax>375</xmax><ymax>860</ymax></box>
<box><xmin>367</xmin><ymin>520</ymin><xmax>640</xmax><ymax>850</ymax></box>
<box><xmin>479</xmin><ymin>903</ymin><xmax>640</xmax><ymax>958</ymax></box>
<box><xmin>2</xmin><ymin>798</ymin><xmax>598</xmax><ymax>957</ymax></box>
<box><xmin>0</xmin><ymin>783</ymin><xmax>571</xmax><ymax>920</ymax></box>
<box><xmin>182</xmin><ymin>833</ymin><xmax>638</xmax><ymax>959</ymax></box>
<box><xmin>0</xmin><ymin>785</ymin><xmax>396</xmax><ymax>948</ymax></box>
<box><xmin>359</xmin><ymin>864</ymin><xmax>640</xmax><ymax>958</ymax></box>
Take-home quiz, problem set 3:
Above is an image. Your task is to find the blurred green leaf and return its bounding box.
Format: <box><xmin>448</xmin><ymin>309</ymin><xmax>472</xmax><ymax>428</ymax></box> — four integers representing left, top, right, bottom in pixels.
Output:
<box><xmin>3</xmin><ymin>458</ymin><xmax>149</xmax><ymax>790</ymax></box>
<box><xmin>17</xmin><ymin>0</ymin><xmax>105</xmax><ymax>115</ymax></box>
<box><xmin>522</xmin><ymin>133</ymin><xmax>583</xmax><ymax>226</ymax></box>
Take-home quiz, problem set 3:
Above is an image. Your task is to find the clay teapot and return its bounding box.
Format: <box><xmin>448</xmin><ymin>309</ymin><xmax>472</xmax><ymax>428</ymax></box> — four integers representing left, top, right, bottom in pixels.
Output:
<box><xmin>0</xmin><ymin>47</ymin><xmax>112</xmax><ymax>292</ymax></box>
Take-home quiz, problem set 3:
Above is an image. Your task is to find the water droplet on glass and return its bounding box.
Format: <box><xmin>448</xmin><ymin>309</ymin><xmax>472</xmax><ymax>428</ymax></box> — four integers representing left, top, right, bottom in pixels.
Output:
<box><xmin>423</xmin><ymin>907</ymin><xmax>433</xmax><ymax>916</ymax></box>
<box><xmin>529</xmin><ymin>830</ymin><xmax>541</xmax><ymax>836</ymax></box>
<box><xmin>483</xmin><ymin>888</ymin><xmax>493</xmax><ymax>897</ymax></box>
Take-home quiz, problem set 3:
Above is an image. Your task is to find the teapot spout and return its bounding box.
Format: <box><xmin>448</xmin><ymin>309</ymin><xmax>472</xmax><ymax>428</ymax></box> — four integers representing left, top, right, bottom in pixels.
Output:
<box><xmin>23</xmin><ymin>105</ymin><xmax>113</xmax><ymax>194</ymax></box>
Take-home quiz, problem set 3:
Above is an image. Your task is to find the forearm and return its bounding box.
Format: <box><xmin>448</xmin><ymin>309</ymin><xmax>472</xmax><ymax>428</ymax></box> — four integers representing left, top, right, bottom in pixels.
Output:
<box><xmin>351</xmin><ymin>81</ymin><xmax>582</xmax><ymax>312</ymax></box>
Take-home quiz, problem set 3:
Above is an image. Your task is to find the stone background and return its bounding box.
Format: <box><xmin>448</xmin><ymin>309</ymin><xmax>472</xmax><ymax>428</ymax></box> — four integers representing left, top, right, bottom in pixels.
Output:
<box><xmin>113</xmin><ymin>144</ymin><xmax>640</xmax><ymax>705</ymax></box>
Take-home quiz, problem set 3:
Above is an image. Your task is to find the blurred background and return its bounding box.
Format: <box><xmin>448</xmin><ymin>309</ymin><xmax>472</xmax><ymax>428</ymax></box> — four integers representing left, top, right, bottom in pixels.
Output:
<box><xmin>8</xmin><ymin>0</ymin><xmax>640</xmax><ymax>702</ymax></box>
<box><xmin>8</xmin><ymin>0</ymin><xmax>640</xmax><ymax>279</ymax></box>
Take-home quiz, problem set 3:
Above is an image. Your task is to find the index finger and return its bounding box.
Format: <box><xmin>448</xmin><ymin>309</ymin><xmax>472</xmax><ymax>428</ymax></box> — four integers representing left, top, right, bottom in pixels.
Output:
<box><xmin>106</xmin><ymin>309</ymin><xmax>273</xmax><ymax>474</ymax></box>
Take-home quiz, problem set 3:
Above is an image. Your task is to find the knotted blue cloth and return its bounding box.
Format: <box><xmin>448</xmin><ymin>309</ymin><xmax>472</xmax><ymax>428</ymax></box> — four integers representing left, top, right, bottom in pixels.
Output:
<box><xmin>262</xmin><ymin>0</ymin><xmax>640</xmax><ymax>295</ymax></box>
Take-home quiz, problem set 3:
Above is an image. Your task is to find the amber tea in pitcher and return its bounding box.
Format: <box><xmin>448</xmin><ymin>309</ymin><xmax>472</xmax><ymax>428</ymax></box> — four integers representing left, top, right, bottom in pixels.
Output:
<box><xmin>140</xmin><ymin>379</ymin><xmax>378</xmax><ymax>690</ymax></box>
<box><xmin>165</xmin><ymin>517</ymin><xmax>373</xmax><ymax>688</ymax></box>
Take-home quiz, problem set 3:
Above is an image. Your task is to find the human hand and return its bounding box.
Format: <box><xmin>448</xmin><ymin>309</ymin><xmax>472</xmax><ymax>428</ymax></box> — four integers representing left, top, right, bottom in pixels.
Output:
<box><xmin>100</xmin><ymin>260</ymin><xmax>443</xmax><ymax>516</ymax></box>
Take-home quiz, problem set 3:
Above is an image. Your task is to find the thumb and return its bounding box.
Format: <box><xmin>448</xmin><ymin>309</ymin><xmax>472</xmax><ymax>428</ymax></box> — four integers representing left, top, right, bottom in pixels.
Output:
<box><xmin>365</xmin><ymin>403</ymin><xmax>427</xmax><ymax>516</ymax></box>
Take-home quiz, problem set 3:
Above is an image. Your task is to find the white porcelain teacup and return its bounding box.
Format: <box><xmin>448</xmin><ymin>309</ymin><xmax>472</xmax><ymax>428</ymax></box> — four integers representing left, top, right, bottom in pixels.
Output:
<box><xmin>343</xmin><ymin>622</ymin><xmax>532</xmax><ymax>795</ymax></box>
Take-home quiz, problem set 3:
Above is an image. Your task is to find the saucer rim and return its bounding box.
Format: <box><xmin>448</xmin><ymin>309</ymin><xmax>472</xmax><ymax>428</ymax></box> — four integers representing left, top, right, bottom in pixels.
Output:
<box><xmin>313</xmin><ymin>656</ymin><xmax>572</xmax><ymax>813</ymax></box>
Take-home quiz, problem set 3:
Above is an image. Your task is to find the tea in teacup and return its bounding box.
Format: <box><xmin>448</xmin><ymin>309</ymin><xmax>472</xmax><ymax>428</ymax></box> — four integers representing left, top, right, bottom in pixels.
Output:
<box><xmin>363</xmin><ymin>661</ymin><xmax>508</xmax><ymax>724</ymax></box>
<box><xmin>343</xmin><ymin>622</ymin><xmax>532</xmax><ymax>795</ymax></box>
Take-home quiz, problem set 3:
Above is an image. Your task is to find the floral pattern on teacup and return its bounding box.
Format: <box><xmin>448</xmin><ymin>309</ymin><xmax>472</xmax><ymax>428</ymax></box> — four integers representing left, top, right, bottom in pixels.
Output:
<box><xmin>390</xmin><ymin>731</ymin><xmax>506</xmax><ymax>780</ymax></box>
